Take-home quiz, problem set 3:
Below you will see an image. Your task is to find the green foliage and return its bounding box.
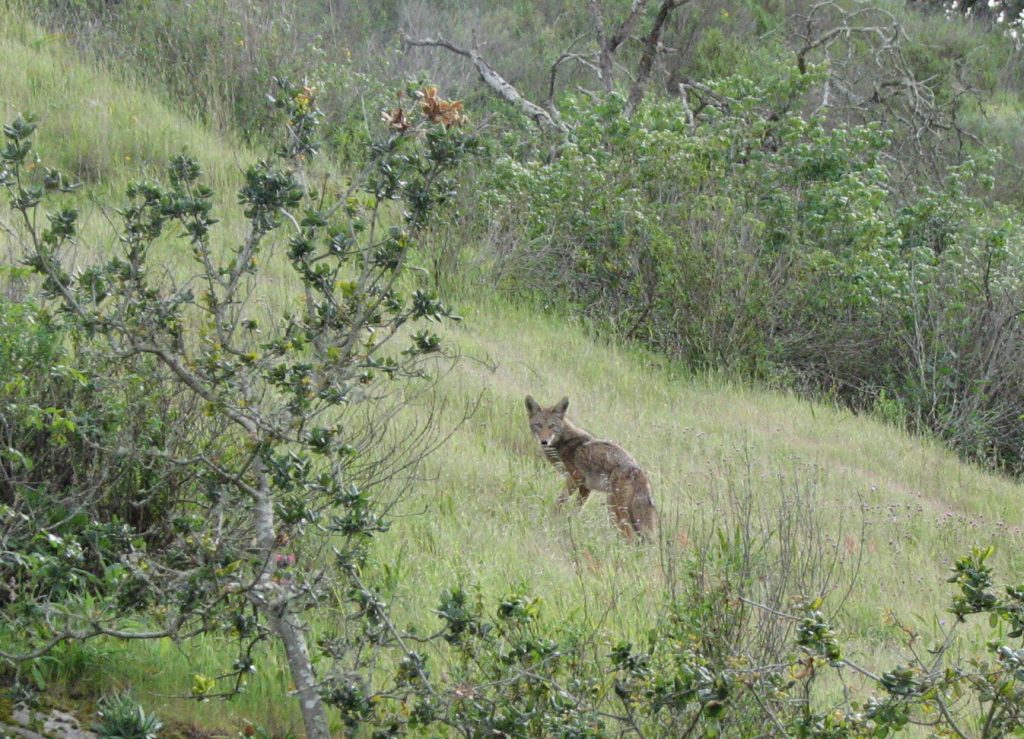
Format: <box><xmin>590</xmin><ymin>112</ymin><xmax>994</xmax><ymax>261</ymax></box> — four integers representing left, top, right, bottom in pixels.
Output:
<box><xmin>0</xmin><ymin>294</ymin><xmax>195</xmax><ymax>620</ymax></box>
<box><xmin>8</xmin><ymin>2</ymin><xmax>1024</xmax><ymax>734</ymax></box>
<box><xmin>481</xmin><ymin>62</ymin><xmax>892</xmax><ymax>368</ymax></box>
<box><xmin>795</xmin><ymin>600</ymin><xmax>842</xmax><ymax>663</ymax></box>
<box><xmin>311</xmin><ymin>538</ymin><xmax>1024</xmax><ymax>737</ymax></box>
<box><xmin>1</xmin><ymin>77</ymin><xmax>476</xmax><ymax>736</ymax></box>
<box><xmin>949</xmin><ymin>545</ymin><xmax>999</xmax><ymax>616</ymax></box>
<box><xmin>477</xmin><ymin>55</ymin><xmax>1024</xmax><ymax>472</ymax></box>
<box><xmin>92</xmin><ymin>692</ymin><xmax>162</xmax><ymax>739</ymax></box>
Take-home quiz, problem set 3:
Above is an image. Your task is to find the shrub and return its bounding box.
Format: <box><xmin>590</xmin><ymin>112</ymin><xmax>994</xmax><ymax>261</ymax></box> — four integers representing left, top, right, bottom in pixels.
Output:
<box><xmin>0</xmin><ymin>296</ymin><xmax>197</xmax><ymax>614</ymax></box>
<box><xmin>474</xmin><ymin>59</ymin><xmax>1024</xmax><ymax>472</ymax></box>
<box><xmin>92</xmin><ymin>692</ymin><xmax>162</xmax><ymax>739</ymax></box>
<box><xmin>1</xmin><ymin>74</ymin><xmax>476</xmax><ymax>737</ymax></box>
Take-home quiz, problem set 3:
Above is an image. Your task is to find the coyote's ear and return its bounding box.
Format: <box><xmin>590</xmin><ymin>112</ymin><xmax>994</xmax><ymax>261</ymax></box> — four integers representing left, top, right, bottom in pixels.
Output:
<box><xmin>525</xmin><ymin>395</ymin><xmax>541</xmax><ymax>415</ymax></box>
<box><xmin>554</xmin><ymin>396</ymin><xmax>569</xmax><ymax>415</ymax></box>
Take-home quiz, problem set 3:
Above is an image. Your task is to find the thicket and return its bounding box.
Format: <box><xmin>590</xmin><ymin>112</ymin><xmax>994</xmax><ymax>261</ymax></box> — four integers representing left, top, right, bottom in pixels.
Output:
<box><xmin>474</xmin><ymin>60</ymin><xmax>1024</xmax><ymax>471</ymax></box>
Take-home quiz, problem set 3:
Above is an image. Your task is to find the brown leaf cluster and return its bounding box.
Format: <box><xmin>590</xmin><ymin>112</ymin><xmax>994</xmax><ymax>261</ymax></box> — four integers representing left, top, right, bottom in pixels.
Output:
<box><xmin>381</xmin><ymin>106</ymin><xmax>412</xmax><ymax>132</ymax></box>
<box><xmin>381</xmin><ymin>86</ymin><xmax>465</xmax><ymax>132</ymax></box>
<box><xmin>419</xmin><ymin>86</ymin><xmax>466</xmax><ymax>127</ymax></box>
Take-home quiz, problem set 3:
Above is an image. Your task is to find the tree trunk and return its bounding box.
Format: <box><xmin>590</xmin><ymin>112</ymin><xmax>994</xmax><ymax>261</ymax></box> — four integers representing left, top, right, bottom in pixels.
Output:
<box><xmin>251</xmin><ymin>468</ymin><xmax>332</xmax><ymax>739</ymax></box>
<box><xmin>590</xmin><ymin>0</ymin><xmax>652</xmax><ymax>93</ymax></box>
<box><xmin>625</xmin><ymin>0</ymin><xmax>692</xmax><ymax>117</ymax></box>
<box><xmin>267</xmin><ymin>607</ymin><xmax>333</xmax><ymax>739</ymax></box>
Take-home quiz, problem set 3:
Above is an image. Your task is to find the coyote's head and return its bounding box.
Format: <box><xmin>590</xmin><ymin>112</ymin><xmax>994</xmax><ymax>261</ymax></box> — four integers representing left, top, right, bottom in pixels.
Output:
<box><xmin>525</xmin><ymin>395</ymin><xmax>569</xmax><ymax>448</ymax></box>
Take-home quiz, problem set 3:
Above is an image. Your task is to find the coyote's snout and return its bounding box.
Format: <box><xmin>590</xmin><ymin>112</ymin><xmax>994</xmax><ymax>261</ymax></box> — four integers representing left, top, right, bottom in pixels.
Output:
<box><xmin>525</xmin><ymin>395</ymin><xmax>657</xmax><ymax>542</ymax></box>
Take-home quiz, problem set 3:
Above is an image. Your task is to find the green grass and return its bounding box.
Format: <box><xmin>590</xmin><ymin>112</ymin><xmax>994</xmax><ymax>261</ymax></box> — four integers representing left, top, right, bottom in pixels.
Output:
<box><xmin>391</xmin><ymin>295</ymin><xmax>1024</xmax><ymax>635</ymax></box>
<box><xmin>5</xmin><ymin>10</ymin><xmax>1024</xmax><ymax>735</ymax></box>
<box><xmin>0</xmin><ymin>10</ymin><xmax>250</xmax><ymax>192</ymax></box>
<box><xmin>47</xmin><ymin>293</ymin><xmax>1023</xmax><ymax>734</ymax></box>
<box><xmin>0</xmin><ymin>6</ymin><xmax>257</xmax><ymax>276</ymax></box>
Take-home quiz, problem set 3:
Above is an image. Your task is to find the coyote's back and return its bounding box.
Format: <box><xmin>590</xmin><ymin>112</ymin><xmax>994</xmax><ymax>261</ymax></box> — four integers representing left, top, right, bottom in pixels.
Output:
<box><xmin>525</xmin><ymin>395</ymin><xmax>657</xmax><ymax>541</ymax></box>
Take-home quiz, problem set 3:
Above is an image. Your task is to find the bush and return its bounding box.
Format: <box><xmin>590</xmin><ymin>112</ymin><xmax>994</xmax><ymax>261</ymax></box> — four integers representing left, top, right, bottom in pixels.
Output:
<box><xmin>2</xmin><ymin>75</ymin><xmax>476</xmax><ymax>736</ymax></box>
<box><xmin>92</xmin><ymin>692</ymin><xmax>162</xmax><ymax>739</ymax></box>
<box><xmin>337</xmin><ymin>535</ymin><xmax>1024</xmax><ymax>737</ymax></box>
<box><xmin>0</xmin><ymin>296</ymin><xmax>201</xmax><ymax>614</ymax></box>
<box><xmin>892</xmin><ymin>167</ymin><xmax>1024</xmax><ymax>468</ymax></box>
<box><xmin>477</xmin><ymin>69</ymin><xmax>892</xmax><ymax>371</ymax></box>
<box><xmin>474</xmin><ymin>59</ymin><xmax>1024</xmax><ymax>472</ymax></box>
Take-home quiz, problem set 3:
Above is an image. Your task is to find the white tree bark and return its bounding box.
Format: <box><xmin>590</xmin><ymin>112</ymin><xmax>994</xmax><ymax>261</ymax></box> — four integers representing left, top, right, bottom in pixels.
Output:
<box><xmin>266</xmin><ymin>607</ymin><xmax>332</xmax><ymax>739</ymax></box>
<box><xmin>251</xmin><ymin>468</ymin><xmax>332</xmax><ymax>739</ymax></box>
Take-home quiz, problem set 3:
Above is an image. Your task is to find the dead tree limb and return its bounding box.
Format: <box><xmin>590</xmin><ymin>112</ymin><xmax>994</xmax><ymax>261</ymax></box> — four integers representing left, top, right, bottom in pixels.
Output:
<box><xmin>548</xmin><ymin>44</ymin><xmax>599</xmax><ymax>108</ymax></box>
<box><xmin>677</xmin><ymin>76</ymin><xmax>731</xmax><ymax>120</ymax></box>
<box><xmin>408</xmin><ymin>2</ymin><xmax>698</xmax><ymax>128</ymax></box>
<box><xmin>590</xmin><ymin>0</ymin><xmax>652</xmax><ymax>93</ymax></box>
<box><xmin>403</xmin><ymin>35</ymin><xmax>569</xmax><ymax>135</ymax></box>
<box><xmin>791</xmin><ymin>0</ymin><xmax>979</xmax><ymax>175</ymax></box>
<box><xmin>624</xmin><ymin>0</ymin><xmax>694</xmax><ymax>117</ymax></box>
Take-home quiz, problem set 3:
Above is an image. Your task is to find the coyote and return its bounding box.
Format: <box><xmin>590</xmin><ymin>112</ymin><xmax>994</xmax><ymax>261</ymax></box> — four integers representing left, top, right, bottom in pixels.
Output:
<box><xmin>525</xmin><ymin>395</ymin><xmax>657</xmax><ymax>542</ymax></box>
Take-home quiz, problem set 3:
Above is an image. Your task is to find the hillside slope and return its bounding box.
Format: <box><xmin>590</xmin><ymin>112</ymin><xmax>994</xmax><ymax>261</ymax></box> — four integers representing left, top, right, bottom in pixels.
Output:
<box><xmin>95</xmin><ymin>294</ymin><xmax>1024</xmax><ymax>733</ymax></box>
<box><xmin>397</xmin><ymin>296</ymin><xmax>1024</xmax><ymax>633</ymax></box>
<box><xmin>3</xmin><ymin>15</ymin><xmax>1024</xmax><ymax>735</ymax></box>
<box><xmin>0</xmin><ymin>13</ymin><xmax>250</xmax><ymax>192</ymax></box>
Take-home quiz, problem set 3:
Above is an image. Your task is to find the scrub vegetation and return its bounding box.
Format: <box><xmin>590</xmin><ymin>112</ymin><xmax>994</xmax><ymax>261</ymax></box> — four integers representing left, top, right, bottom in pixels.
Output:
<box><xmin>3</xmin><ymin>1</ymin><xmax>1024</xmax><ymax>736</ymax></box>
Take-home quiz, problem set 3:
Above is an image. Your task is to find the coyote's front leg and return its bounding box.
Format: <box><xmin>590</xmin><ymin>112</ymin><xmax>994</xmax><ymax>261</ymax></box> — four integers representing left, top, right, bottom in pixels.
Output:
<box><xmin>557</xmin><ymin>473</ymin><xmax>591</xmax><ymax>507</ymax></box>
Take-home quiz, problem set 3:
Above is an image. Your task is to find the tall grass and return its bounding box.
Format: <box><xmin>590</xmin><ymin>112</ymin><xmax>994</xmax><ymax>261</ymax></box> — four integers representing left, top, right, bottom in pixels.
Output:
<box><xmin>0</xmin><ymin>10</ymin><xmax>251</xmax><ymax>193</ymax></box>
<box><xmin>0</xmin><ymin>6</ymin><xmax>257</xmax><ymax>280</ymax></box>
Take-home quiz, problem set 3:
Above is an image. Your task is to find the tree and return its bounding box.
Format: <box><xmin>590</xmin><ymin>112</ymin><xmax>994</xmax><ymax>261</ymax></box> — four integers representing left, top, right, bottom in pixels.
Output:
<box><xmin>0</xmin><ymin>79</ymin><xmax>475</xmax><ymax>737</ymax></box>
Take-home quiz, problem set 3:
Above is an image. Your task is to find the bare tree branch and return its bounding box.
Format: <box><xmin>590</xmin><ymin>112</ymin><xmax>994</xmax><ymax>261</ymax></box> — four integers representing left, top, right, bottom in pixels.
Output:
<box><xmin>625</xmin><ymin>0</ymin><xmax>694</xmax><ymax>117</ymax></box>
<box><xmin>677</xmin><ymin>75</ymin><xmax>732</xmax><ymax>121</ymax></box>
<box><xmin>590</xmin><ymin>0</ymin><xmax>652</xmax><ymax>93</ymax></box>
<box><xmin>548</xmin><ymin>35</ymin><xmax>597</xmax><ymax>107</ymax></box>
<box><xmin>791</xmin><ymin>0</ymin><xmax>980</xmax><ymax>179</ymax></box>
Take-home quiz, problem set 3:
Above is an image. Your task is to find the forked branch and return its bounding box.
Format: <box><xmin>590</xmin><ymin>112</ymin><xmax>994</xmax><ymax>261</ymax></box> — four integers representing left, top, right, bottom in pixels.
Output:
<box><xmin>590</xmin><ymin>0</ymin><xmax>651</xmax><ymax>92</ymax></box>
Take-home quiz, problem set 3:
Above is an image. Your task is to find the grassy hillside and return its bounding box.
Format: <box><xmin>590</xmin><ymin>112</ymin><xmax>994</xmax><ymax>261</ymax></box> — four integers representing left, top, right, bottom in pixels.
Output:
<box><xmin>33</xmin><ymin>295</ymin><xmax>1024</xmax><ymax>734</ymax></box>
<box><xmin>0</xmin><ymin>14</ymin><xmax>251</xmax><ymax>190</ymax></box>
<box><xmin>0</xmin><ymin>9</ymin><xmax>255</xmax><ymax>276</ymax></box>
<box><xmin>4</xmin><ymin>9</ymin><xmax>1024</xmax><ymax>737</ymax></box>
